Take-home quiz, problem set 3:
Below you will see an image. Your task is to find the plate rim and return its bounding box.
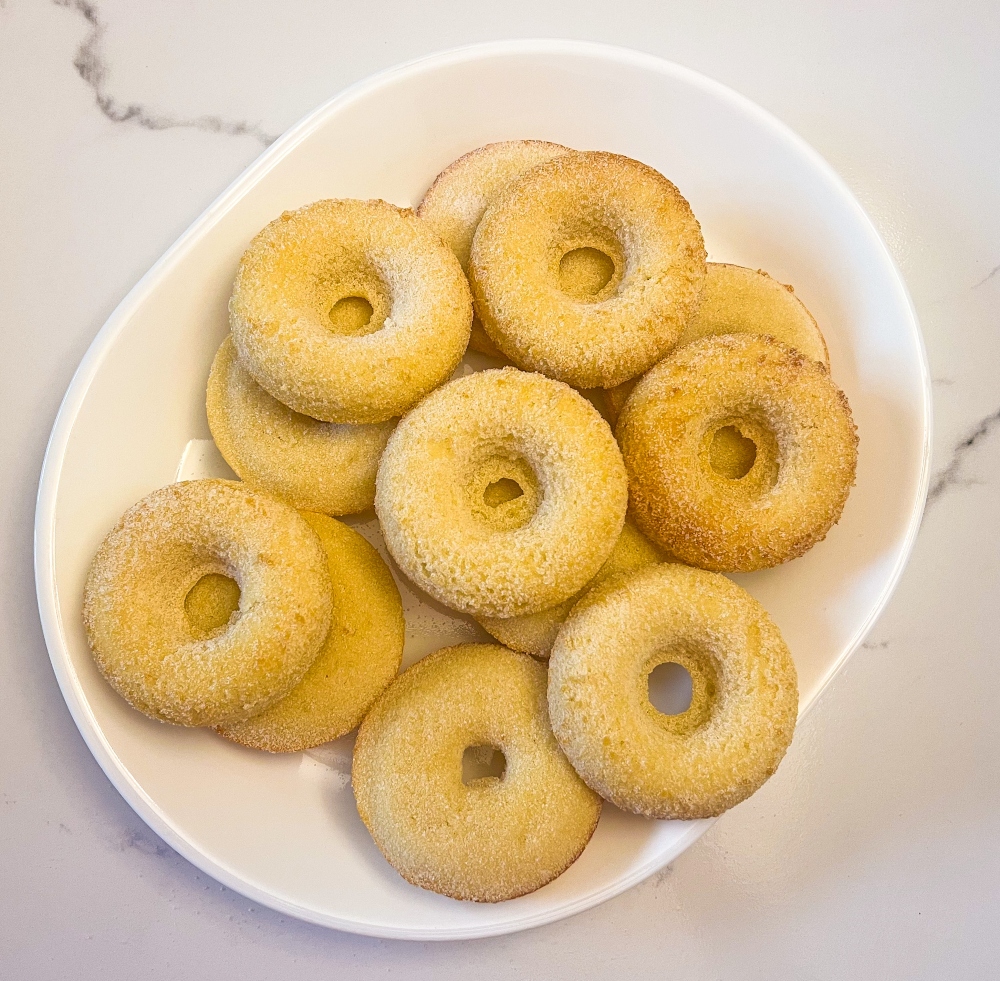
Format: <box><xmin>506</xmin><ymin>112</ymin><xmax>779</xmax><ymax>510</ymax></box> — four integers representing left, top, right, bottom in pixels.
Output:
<box><xmin>33</xmin><ymin>38</ymin><xmax>932</xmax><ymax>941</ymax></box>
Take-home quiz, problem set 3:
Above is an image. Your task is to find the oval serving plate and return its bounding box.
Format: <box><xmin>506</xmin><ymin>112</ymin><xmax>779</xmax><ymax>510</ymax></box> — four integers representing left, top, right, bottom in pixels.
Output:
<box><xmin>35</xmin><ymin>40</ymin><xmax>930</xmax><ymax>940</ymax></box>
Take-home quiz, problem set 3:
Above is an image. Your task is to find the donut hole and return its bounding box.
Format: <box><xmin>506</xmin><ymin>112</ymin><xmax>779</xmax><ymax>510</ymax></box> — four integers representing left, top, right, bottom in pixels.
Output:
<box><xmin>559</xmin><ymin>247</ymin><xmax>615</xmax><ymax>298</ymax></box>
<box><xmin>470</xmin><ymin>453</ymin><xmax>540</xmax><ymax>531</ymax></box>
<box><xmin>184</xmin><ymin>572</ymin><xmax>241</xmax><ymax>638</ymax></box>
<box><xmin>644</xmin><ymin>648</ymin><xmax>718</xmax><ymax>734</ymax></box>
<box><xmin>646</xmin><ymin>661</ymin><xmax>693</xmax><ymax>716</ymax></box>
<box><xmin>710</xmin><ymin>425</ymin><xmax>757</xmax><ymax>479</ymax></box>
<box><xmin>484</xmin><ymin>477</ymin><xmax>524</xmax><ymax>507</ymax></box>
<box><xmin>462</xmin><ymin>744</ymin><xmax>507</xmax><ymax>785</ymax></box>
<box><xmin>328</xmin><ymin>295</ymin><xmax>375</xmax><ymax>335</ymax></box>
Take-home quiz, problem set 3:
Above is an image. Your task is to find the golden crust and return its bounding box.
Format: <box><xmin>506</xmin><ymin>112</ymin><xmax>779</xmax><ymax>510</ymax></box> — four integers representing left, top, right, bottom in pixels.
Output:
<box><xmin>230</xmin><ymin>198</ymin><xmax>472</xmax><ymax>424</ymax></box>
<box><xmin>600</xmin><ymin>262</ymin><xmax>830</xmax><ymax>427</ymax></box>
<box><xmin>82</xmin><ymin>480</ymin><xmax>332</xmax><ymax>727</ymax></box>
<box><xmin>547</xmin><ymin>564</ymin><xmax>799</xmax><ymax>819</ymax></box>
<box><xmin>470</xmin><ymin>151</ymin><xmax>707</xmax><ymax>389</ymax></box>
<box><xmin>206</xmin><ymin>336</ymin><xmax>395</xmax><ymax>515</ymax></box>
<box><xmin>353</xmin><ymin>644</ymin><xmax>602</xmax><ymax>902</ymax></box>
<box><xmin>375</xmin><ymin>367</ymin><xmax>628</xmax><ymax>618</ymax></box>
<box><xmin>477</xmin><ymin>519</ymin><xmax>666</xmax><ymax>658</ymax></box>
<box><xmin>216</xmin><ymin>513</ymin><xmax>403</xmax><ymax>752</ymax></box>
<box><xmin>618</xmin><ymin>334</ymin><xmax>858</xmax><ymax>572</ymax></box>
<box><xmin>417</xmin><ymin>140</ymin><xmax>574</xmax><ymax>358</ymax></box>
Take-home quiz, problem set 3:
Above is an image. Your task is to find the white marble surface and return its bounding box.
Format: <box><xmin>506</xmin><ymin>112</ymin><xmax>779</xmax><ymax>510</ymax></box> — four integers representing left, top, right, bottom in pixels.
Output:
<box><xmin>1</xmin><ymin>0</ymin><xmax>997</xmax><ymax>976</ymax></box>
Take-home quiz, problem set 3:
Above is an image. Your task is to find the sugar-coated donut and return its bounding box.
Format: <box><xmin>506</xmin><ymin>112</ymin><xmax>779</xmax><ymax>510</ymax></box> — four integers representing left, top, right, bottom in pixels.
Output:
<box><xmin>216</xmin><ymin>513</ymin><xmax>403</xmax><ymax>752</ymax></box>
<box><xmin>619</xmin><ymin>334</ymin><xmax>857</xmax><ymax>572</ymax></box>
<box><xmin>470</xmin><ymin>151</ymin><xmax>706</xmax><ymax>389</ymax></box>
<box><xmin>206</xmin><ymin>336</ymin><xmax>394</xmax><ymax>515</ymax></box>
<box><xmin>375</xmin><ymin>367</ymin><xmax>628</xmax><ymax>618</ymax></box>
<box><xmin>477</xmin><ymin>519</ymin><xmax>665</xmax><ymax>658</ymax></box>
<box><xmin>601</xmin><ymin>263</ymin><xmax>830</xmax><ymax>425</ymax></box>
<box><xmin>353</xmin><ymin>643</ymin><xmax>602</xmax><ymax>902</ymax></box>
<box><xmin>230</xmin><ymin>198</ymin><xmax>472</xmax><ymax>424</ymax></box>
<box><xmin>83</xmin><ymin>480</ymin><xmax>332</xmax><ymax>727</ymax></box>
<box><xmin>417</xmin><ymin>140</ymin><xmax>573</xmax><ymax>358</ymax></box>
<box><xmin>548</xmin><ymin>563</ymin><xmax>798</xmax><ymax>819</ymax></box>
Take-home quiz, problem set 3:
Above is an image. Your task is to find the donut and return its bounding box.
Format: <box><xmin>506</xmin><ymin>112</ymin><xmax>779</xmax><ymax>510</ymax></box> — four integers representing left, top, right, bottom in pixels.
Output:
<box><xmin>417</xmin><ymin>140</ymin><xmax>573</xmax><ymax>358</ymax></box>
<box><xmin>477</xmin><ymin>519</ymin><xmax>666</xmax><ymax>658</ymax></box>
<box><xmin>216</xmin><ymin>513</ymin><xmax>403</xmax><ymax>752</ymax></box>
<box><xmin>599</xmin><ymin>263</ymin><xmax>830</xmax><ymax>426</ymax></box>
<box><xmin>375</xmin><ymin>367</ymin><xmax>628</xmax><ymax>618</ymax></box>
<box><xmin>469</xmin><ymin>151</ymin><xmax>706</xmax><ymax>389</ymax></box>
<box><xmin>83</xmin><ymin>480</ymin><xmax>332</xmax><ymax>727</ymax></box>
<box><xmin>618</xmin><ymin>334</ymin><xmax>858</xmax><ymax>572</ymax></box>
<box><xmin>206</xmin><ymin>336</ymin><xmax>394</xmax><ymax>515</ymax></box>
<box><xmin>230</xmin><ymin>198</ymin><xmax>472</xmax><ymax>424</ymax></box>
<box><xmin>353</xmin><ymin>643</ymin><xmax>602</xmax><ymax>901</ymax></box>
<box><xmin>547</xmin><ymin>563</ymin><xmax>798</xmax><ymax>819</ymax></box>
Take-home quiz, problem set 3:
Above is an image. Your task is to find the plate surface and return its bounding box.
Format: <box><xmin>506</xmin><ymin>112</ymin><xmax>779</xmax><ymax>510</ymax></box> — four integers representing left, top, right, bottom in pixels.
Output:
<box><xmin>34</xmin><ymin>40</ymin><xmax>930</xmax><ymax>940</ymax></box>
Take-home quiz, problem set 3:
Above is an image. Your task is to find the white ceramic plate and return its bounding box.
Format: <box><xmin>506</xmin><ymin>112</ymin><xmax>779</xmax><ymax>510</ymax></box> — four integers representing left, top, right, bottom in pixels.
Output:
<box><xmin>34</xmin><ymin>40</ymin><xmax>930</xmax><ymax>940</ymax></box>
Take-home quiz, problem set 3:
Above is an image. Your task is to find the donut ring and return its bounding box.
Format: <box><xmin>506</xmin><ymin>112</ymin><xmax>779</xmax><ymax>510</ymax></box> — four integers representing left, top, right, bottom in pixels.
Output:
<box><xmin>477</xmin><ymin>519</ymin><xmax>665</xmax><ymax>658</ymax></box>
<box><xmin>230</xmin><ymin>198</ymin><xmax>472</xmax><ymax>424</ymax></box>
<box><xmin>217</xmin><ymin>513</ymin><xmax>403</xmax><ymax>752</ymax></box>
<box><xmin>600</xmin><ymin>262</ymin><xmax>830</xmax><ymax>425</ymax></box>
<box><xmin>417</xmin><ymin>140</ymin><xmax>573</xmax><ymax>358</ymax></box>
<box><xmin>548</xmin><ymin>563</ymin><xmax>798</xmax><ymax>819</ymax></box>
<box><xmin>375</xmin><ymin>367</ymin><xmax>628</xmax><ymax>618</ymax></box>
<box><xmin>207</xmin><ymin>336</ymin><xmax>394</xmax><ymax>515</ymax></box>
<box><xmin>618</xmin><ymin>334</ymin><xmax>858</xmax><ymax>572</ymax></box>
<box><xmin>83</xmin><ymin>480</ymin><xmax>332</xmax><ymax>727</ymax></box>
<box><xmin>353</xmin><ymin>643</ymin><xmax>602</xmax><ymax>902</ymax></box>
<box><xmin>470</xmin><ymin>151</ymin><xmax>706</xmax><ymax>389</ymax></box>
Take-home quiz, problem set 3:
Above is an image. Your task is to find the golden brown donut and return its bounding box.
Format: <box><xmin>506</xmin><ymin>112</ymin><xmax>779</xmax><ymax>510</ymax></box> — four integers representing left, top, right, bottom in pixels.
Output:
<box><xmin>83</xmin><ymin>480</ymin><xmax>332</xmax><ymax>727</ymax></box>
<box><xmin>206</xmin><ymin>336</ymin><xmax>394</xmax><ymax>515</ymax></box>
<box><xmin>417</xmin><ymin>140</ymin><xmax>573</xmax><ymax>358</ymax></box>
<box><xmin>470</xmin><ymin>151</ymin><xmax>706</xmax><ymax>389</ymax></box>
<box><xmin>353</xmin><ymin>643</ymin><xmax>602</xmax><ymax>902</ymax></box>
<box><xmin>601</xmin><ymin>262</ymin><xmax>830</xmax><ymax>425</ymax></box>
<box><xmin>548</xmin><ymin>563</ymin><xmax>799</xmax><ymax>819</ymax></box>
<box><xmin>217</xmin><ymin>513</ymin><xmax>403</xmax><ymax>752</ymax></box>
<box><xmin>375</xmin><ymin>367</ymin><xmax>628</xmax><ymax>618</ymax></box>
<box><xmin>477</xmin><ymin>519</ymin><xmax>666</xmax><ymax>658</ymax></box>
<box><xmin>230</xmin><ymin>198</ymin><xmax>472</xmax><ymax>424</ymax></box>
<box><xmin>618</xmin><ymin>334</ymin><xmax>858</xmax><ymax>572</ymax></box>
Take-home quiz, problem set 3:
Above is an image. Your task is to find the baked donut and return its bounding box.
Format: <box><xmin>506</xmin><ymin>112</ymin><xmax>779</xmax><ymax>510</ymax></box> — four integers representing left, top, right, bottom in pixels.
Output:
<box><xmin>375</xmin><ymin>367</ymin><xmax>628</xmax><ymax>618</ymax></box>
<box><xmin>469</xmin><ymin>151</ymin><xmax>706</xmax><ymax>389</ymax></box>
<box><xmin>206</xmin><ymin>336</ymin><xmax>394</xmax><ymax>515</ymax></box>
<box><xmin>353</xmin><ymin>643</ymin><xmax>602</xmax><ymax>901</ymax></box>
<box><xmin>83</xmin><ymin>480</ymin><xmax>332</xmax><ymax>727</ymax></box>
<box><xmin>619</xmin><ymin>334</ymin><xmax>857</xmax><ymax>572</ymax></box>
<box><xmin>230</xmin><ymin>198</ymin><xmax>472</xmax><ymax>424</ymax></box>
<box><xmin>417</xmin><ymin>140</ymin><xmax>573</xmax><ymax>358</ymax></box>
<box><xmin>477</xmin><ymin>519</ymin><xmax>665</xmax><ymax>658</ymax></box>
<box><xmin>601</xmin><ymin>262</ymin><xmax>830</xmax><ymax>425</ymax></box>
<box><xmin>547</xmin><ymin>563</ymin><xmax>798</xmax><ymax>819</ymax></box>
<box><xmin>217</xmin><ymin>513</ymin><xmax>403</xmax><ymax>752</ymax></box>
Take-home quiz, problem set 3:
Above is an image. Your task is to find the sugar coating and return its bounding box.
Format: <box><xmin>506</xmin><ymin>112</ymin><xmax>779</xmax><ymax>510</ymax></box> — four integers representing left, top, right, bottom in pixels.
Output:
<box><xmin>353</xmin><ymin>643</ymin><xmax>602</xmax><ymax>902</ymax></box>
<box><xmin>375</xmin><ymin>367</ymin><xmax>628</xmax><ymax>618</ymax></box>
<box><xmin>416</xmin><ymin>140</ymin><xmax>573</xmax><ymax>358</ymax></box>
<box><xmin>547</xmin><ymin>563</ymin><xmax>799</xmax><ymax>819</ymax></box>
<box><xmin>601</xmin><ymin>262</ymin><xmax>831</xmax><ymax>425</ymax></box>
<box><xmin>477</xmin><ymin>519</ymin><xmax>666</xmax><ymax>658</ymax></box>
<box><xmin>206</xmin><ymin>335</ymin><xmax>394</xmax><ymax>515</ymax></box>
<box><xmin>230</xmin><ymin>198</ymin><xmax>472</xmax><ymax>424</ymax></box>
<box><xmin>618</xmin><ymin>334</ymin><xmax>858</xmax><ymax>572</ymax></box>
<box><xmin>469</xmin><ymin>151</ymin><xmax>707</xmax><ymax>389</ymax></box>
<box><xmin>82</xmin><ymin>480</ymin><xmax>333</xmax><ymax>727</ymax></box>
<box><xmin>217</xmin><ymin>513</ymin><xmax>403</xmax><ymax>752</ymax></box>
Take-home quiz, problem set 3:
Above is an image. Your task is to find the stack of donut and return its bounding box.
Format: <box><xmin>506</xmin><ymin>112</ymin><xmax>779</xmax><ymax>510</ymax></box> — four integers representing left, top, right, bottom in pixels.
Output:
<box><xmin>84</xmin><ymin>139</ymin><xmax>857</xmax><ymax>904</ymax></box>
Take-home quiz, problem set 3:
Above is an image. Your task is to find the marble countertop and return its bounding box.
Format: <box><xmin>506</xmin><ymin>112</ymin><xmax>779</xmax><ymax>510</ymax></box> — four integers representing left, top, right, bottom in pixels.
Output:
<box><xmin>2</xmin><ymin>0</ymin><xmax>997</xmax><ymax>977</ymax></box>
